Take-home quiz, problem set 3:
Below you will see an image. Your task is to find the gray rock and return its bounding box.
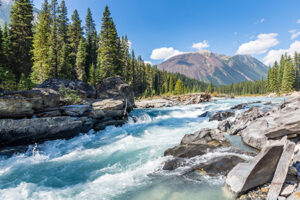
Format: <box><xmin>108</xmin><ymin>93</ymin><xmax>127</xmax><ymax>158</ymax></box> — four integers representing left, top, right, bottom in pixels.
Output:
<box><xmin>218</xmin><ymin>120</ymin><xmax>231</xmax><ymax>132</ymax></box>
<box><xmin>5</xmin><ymin>88</ymin><xmax>60</xmax><ymax>109</ymax></box>
<box><xmin>209</xmin><ymin>111</ymin><xmax>235</xmax><ymax>121</ymax></box>
<box><xmin>229</xmin><ymin>107</ymin><xmax>264</xmax><ymax>135</ymax></box>
<box><xmin>0</xmin><ymin>95</ymin><xmax>34</xmax><ymax>118</ymax></box>
<box><xmin>91</xmin><ymin>109</ymin><xmax>105</xmax><ymax>119</ymax></box>
<box><xmin>187</xmin><ymin>155</ymin><xmax>245</xmax><ymax>176</ymax></box>
<box><xmin>61</xmin><ymin>105</ymin><xmax>91</xmax><ymax>117</ymax></box>
<box><xmin>198</xmin><ymin>111</ymin><xmax>209</xmax><ymax>118</ymax></box>
<box><xmin>287</xmin><ymin>185</ymin><xmax>300</xmax><ymax>200</ymax></box>
<box><xmin>94</xmin><ymin>119</ymin><xmax>126</xmax><ymax>131</ymax></box>
<box><xmin>36</xmin><ymin>110</ymin><xmax>62</xmax><ymax>118</ymax></box>
<box><xmin>92</xmin><ymin>99</ymin><xmax>124</xmax><ymax>111</ymax></box>
<box><xmin>96</xmin><ymin>76</ymin><xmax>135</xmax><ymax>110</ymax></box>
<box><xmin>0</xmin><ymin>117</ymin><xmax>94</xmax><ymax>147</ymax></box>
<box><xmin>280</xmin><ymin>184</ymin><xmax>297</xmax><ymax>198</ymax></box>
<box><xmin>230</xmin><ymin>101</ymin><xmax>262</xmax><ymax>110</ymax></box>
<box><xmin>225</xmin><ymin>140</ymin><xmax>285</xmax><ymax>196</ymax></box>
<box><xmin>164</xmin><ymin>128</ymin><xmax>230</xmax><ymax>158</ymax></box>
<box><xmin>267</xmin><ymin>139</ymin><xmax>296</xmax><ymax>200</ymax></box>
<box><xmin>35</xmin><ymin>78</ymin><xmax>96</xmax><ymax>98</ymax></box>
<box><xmin>163</xmin><ymin>158</ymin><xmax>186</xmax><ymax>170</ymax></box>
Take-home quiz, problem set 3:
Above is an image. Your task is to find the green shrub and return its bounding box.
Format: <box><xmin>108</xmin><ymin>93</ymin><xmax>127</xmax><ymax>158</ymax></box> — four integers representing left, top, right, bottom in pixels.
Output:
<box><xmin>58</xmin><ymin>85</ymin><xmax>82</xmax><ymax>105</ymax></box>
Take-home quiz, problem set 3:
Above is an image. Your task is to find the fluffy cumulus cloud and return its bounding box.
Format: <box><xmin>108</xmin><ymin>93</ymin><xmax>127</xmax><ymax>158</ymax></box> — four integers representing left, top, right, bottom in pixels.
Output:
<box><xmin>289</xmin><ymin>30</ymin><xmax>300</xmax><ymax>40</ymax></box>
<box><xmin>150</xmin><ymin>47</ymin><xmax>184</xmax><ymax>60</ymax></box>
<box><xmin>236</xmin><ymin>33</ymin><xmax>279</xmax><ymax>55</ymax></box>
<box><xmin>192</xmin><ymin>40</ymin><xmax>210</xmax><ymax>50</ymax></box>
<box><xmin>263</xmin><ymin>41</ymin><xmax>300</xmax><ymax>65</ymax></box>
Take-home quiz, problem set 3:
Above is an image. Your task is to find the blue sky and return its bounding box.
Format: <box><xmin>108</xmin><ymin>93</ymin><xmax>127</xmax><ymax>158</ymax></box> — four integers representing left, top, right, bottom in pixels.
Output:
<box><xmin>33</xmin><ymin>0</ymin><xmax>300</xmax><ymax>65</ymax></box>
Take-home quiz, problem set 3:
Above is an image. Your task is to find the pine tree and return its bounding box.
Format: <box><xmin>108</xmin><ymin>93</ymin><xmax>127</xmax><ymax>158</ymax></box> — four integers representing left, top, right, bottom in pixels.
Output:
<box><xmin>76</xmin><ymin>38</ymin><xmax>87</xmax><ymax>81</ymax></box>
<box><xmin>9</xmin><ymin>0</ymin><xmax>34</xmax><ymax>79</ymax></box>
<box><xmin>48</xmin><ymin>17</ymin><xmax>59</xmax><ymax>77</ymax></box>
<box><xmin>31</xmin><ymin>0</ymin><xmax>51</xmax><ymax>83</ymax></box>
<box><xmin>1</xmin><ymin>22</ymin><xmax>11</xmax><ymax>70</ymax></box>
<box><xmin>68</xmin><ymin>9</ymin><xmax>83</xmax><ymax>78</ymax></box>
<box><xmin>120</xmin><ymin>35</ymin><xmax>130</xmax><ymax>82</ymax></box>
<box><xmin>169</xmin><ymin>76</ymin><xmax>174</xmax><ymax>93</ymax></box>
<box><xmin>174</xmin><ymin>79</ymin><xmax>184</xmax><ymax>95</ymax></box>
<box><xmin>282</xmin><ymin>61</ymin><xmax>296</xmax><ymax>92</ymax></box>
<box><xmin>98</xmin><ymin>5</ymin><xmax>121</xmax><ymax>79</ymax></box>
<box><xmin>58</xmin><ymin>43</ymin><xmax>72</xmax><ymax>79</ymax></box>
<box><xmin>207</xmin><ymin>80</ymin><xmax>214</xmax><ymax>93</ymax></box>
<box><xmin>57</xmin><ymin>0</ymin><xmax>68</xmax><ymax>44</ymax></box>
<box><xmin>85</xmin><ymin>8</ymin><xmax>97</xmax><ymax>78</ymax></box>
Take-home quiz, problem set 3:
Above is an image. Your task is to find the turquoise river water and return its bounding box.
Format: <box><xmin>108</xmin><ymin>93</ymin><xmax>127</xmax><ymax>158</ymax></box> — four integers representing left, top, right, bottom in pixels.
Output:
<box><xmin>0</xmin><ymin>97</ymin><xmax>286</xmax><ymax>200</ymax></box>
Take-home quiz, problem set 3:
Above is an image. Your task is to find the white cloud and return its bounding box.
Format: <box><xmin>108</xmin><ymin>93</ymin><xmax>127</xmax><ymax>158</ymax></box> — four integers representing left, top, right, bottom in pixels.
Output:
<box><xmin>263</xmin><ymin>41</ymin><xmax>300</xmax><ymax>65</ymax></box>
<box><xmin>144</xmin><ymin>61</ymin><xmax>153</xmax><ymax>65</ymax></box>
<box><xmin>236</xmin><ymin>33</ymin><xmax>279</xmax><ymax>55</ymax></box>
<box><xmin>297</xmin><ymin>19</ymin><xmax>300</xmax><ymax>24</ymax></box>
<box><xmin>192</xmin><ymin>40</ymin><xmax>210</xmax><ymax>50</ymax></box>
<box><xmin>150</xmin><ymin>47</ymin><xmax>184</xmax><ymax>60</ymax></box>
<box><xmin>289</xmin><ymin>30</ymin><xmax>300</xmax><ymax>40</ymax></box>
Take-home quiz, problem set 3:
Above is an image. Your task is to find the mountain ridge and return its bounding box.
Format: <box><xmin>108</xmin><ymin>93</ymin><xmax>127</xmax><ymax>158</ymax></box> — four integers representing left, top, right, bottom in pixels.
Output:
<box><xmin>157</xmin><ymin>51</ymin><xmax>268</xmax><ymax>85</ymax></box>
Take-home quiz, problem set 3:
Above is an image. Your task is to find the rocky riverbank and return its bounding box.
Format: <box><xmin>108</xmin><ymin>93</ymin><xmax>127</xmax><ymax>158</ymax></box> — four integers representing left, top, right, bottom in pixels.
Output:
<box><xmin>0</xmin><ymin>76</ymin><xmax>134</xmax><ymax>151</ymax></box>
<box><xmin>163</xmin><ymin>95</ymin><xmax>300</xmax><ymax>200</ymax></box>
<box><xmin>135</xmin><ymin>92</ymin><xmax>211</xmax><ymax>108</ymax></box>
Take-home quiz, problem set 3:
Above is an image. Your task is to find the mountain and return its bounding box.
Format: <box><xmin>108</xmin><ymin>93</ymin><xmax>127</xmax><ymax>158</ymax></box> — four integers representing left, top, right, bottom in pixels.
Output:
<box><xmin>157</xmin><ymin>50</ymin><xmax>268</xmax><ymax>85</ymax></box>
<box><xmin>0</xmin><ymin>0</ymin><xmax>39</xmax><ymax>26</ymax></box>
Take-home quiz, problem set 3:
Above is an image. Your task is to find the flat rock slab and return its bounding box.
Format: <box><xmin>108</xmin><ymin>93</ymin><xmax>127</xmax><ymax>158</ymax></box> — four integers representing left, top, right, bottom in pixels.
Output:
<box><xmin>92</xmin><ymin>99</ymin><xmax>124</xmax><ymax>111</ymax></box>
<box><xmin>225</xmin><ymin>141</ymin><xmax>284</xmax><ymax>196</ymax></box>
<box><xmin>280</xmin><ymin>184</ymin><xmax>297</xmax><ymax>197</ymax></box>
<box><xmin>61</xmin><ymin>105</ymin><xmax>91</xmax><ymax>117</ymax></box>
<box><xmin>0</xmin><ymin>95</ymin><xmax>33</xmax><ymax>118</ymax></box>
<box><xmin>267</xmin><ymin>140</ymin><xmax>295</xmax><ymax>200</ymax></box>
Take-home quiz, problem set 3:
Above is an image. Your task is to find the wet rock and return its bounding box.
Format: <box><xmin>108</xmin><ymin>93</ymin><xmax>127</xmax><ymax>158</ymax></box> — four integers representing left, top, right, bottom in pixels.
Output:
<box><xmin>93</xmin><ymin>119</ymin><xmax>126</xmax><ymax>131</ymax></box>
<box><xmin>36</xmin><ymin>78</ymin><xmax>96</xmax><ymax>98</ymax></box>
<box><xmin>0</xmin><ymin>117</ymin><xmax>94</xmax><ymax>147</ymax></box>
<box><xmin>231</xmin><ymin>101</ymin><xmax>262</xmax><ymax>110</ymax></box>
<box><xmin>163</xmin><ymin>158</ymin><xmax>186</xmax><ymax>170</ymax></box>
<box><xmin>0</xmin><ymin>95</ymin><xmax>34</xmax><ymax>118</ymax></box>
<box><xmin>264</xmin><ymin>101</ymin><xmax>272</xmax><ymax>105</ymax></box>
<box><xmin>225</xmin><ymin>140</ymin><xmax>285</xmax><ymax>196</ymax></box>
<box><xmin>209</xmin><ymin>111</ymin><xmax>234</xmax><ymax>121</ymax></box>
<box><xmin>218</xmin><ymin>120</ymin><xmax>231</xmax><ymax>132</ymax></box>
<box><xmin>189</xmin><ymin>155</ymin><xmax>245</xmax><ymax>176</ymax></box>
<box><xmin>164</xmin><ymin>128</ymin><xmax>230</xmax><ymax>158</ymax></box>
<box><xmin>61</xmin><ymin>105</ymin><xmax>91</xmax><ymax>117</ymax></box>
<box><xmin>96</xmin><ymin>76</ymin><xmax>135</xmax><ymax>110</ymax></box>
<box><xmin>198</xmin><ymin>111</ymin><xmax>209</xmax><ymax>118</ymax></box>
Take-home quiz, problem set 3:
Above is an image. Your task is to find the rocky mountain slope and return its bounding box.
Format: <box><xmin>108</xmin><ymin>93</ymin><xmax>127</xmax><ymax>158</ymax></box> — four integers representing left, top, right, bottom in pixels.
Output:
<box><xmin>157</xmin><ymin>50</ymin><xmax>268</xmax><ymax>85</ymax></box>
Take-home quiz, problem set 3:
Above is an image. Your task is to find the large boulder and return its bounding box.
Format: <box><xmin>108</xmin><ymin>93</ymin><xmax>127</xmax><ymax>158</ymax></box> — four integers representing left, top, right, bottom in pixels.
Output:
<box><xmin>35</xmin><ymin>78</ymin><xmax>96</xmax><ymax>98</ymax></box>
<box><xmin>0</xmin><ymin>95</ymin><xmax>34</xmax><ymax>118</ymax></box>
<box><xmin>185</xmin><ymin>155</ymin><xmax>245</xmax><ymax>176</ymax></box>
<box><xmin>0</xmin><ymin>116</ymin><xmax>94</xmax><ymax>147</ymax></box>
<box><xmin>225</xmin><ymin>140</ymin><xmax>285</xmax><ymax>196</ymax></box>
<box><xmin>164</xmin><ymin>128</ymin><xmax>230</xmax><ymax>158</ymax></box>
<box><xmin>96</xmin><ymin>76</ymin><xmax>135</xmax><ymax>110</ymax></box>
<box><xmin>209</xmin><ymin>110</ymin><xmax>235</xmax><ymax>121</ymax></box>
<box><xmin>4</xmin><ymin>88</ymin><xmax>60</xmax><ymax>110</ymax></box>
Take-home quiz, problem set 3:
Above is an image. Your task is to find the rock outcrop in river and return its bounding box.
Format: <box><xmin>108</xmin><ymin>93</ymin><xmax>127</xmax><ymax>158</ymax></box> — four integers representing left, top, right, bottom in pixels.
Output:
<box><xmin>164</xmin><ymin>95</ymin><xmax>300</xmax><ymax>200</ymax></box>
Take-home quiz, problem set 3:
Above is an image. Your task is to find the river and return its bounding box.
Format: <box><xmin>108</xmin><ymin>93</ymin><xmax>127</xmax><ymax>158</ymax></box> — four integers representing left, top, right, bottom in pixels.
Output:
<box><xmin>0</xmin><ymin>97</ymin><xmax>285</xmax><ymax>200</ymax></box>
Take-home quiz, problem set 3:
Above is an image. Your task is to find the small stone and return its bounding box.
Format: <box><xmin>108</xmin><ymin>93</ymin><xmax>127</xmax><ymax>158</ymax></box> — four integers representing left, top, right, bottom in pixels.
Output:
<box><xmin>280</xmin><ymin>184</ymin><xmax>296</xmax><ymax>197</ymax></box>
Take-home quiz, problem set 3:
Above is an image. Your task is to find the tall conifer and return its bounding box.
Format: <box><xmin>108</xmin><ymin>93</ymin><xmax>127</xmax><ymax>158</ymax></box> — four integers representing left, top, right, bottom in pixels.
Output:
<box><xmin>9</xmin><ymin>0</ymin><xmax>34</xmax><ymax>79</ymax></box>
<box><xmin>98</xmin><ymin>5</ymin><xmax>121</xmax><ymax>79</ymax></box>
